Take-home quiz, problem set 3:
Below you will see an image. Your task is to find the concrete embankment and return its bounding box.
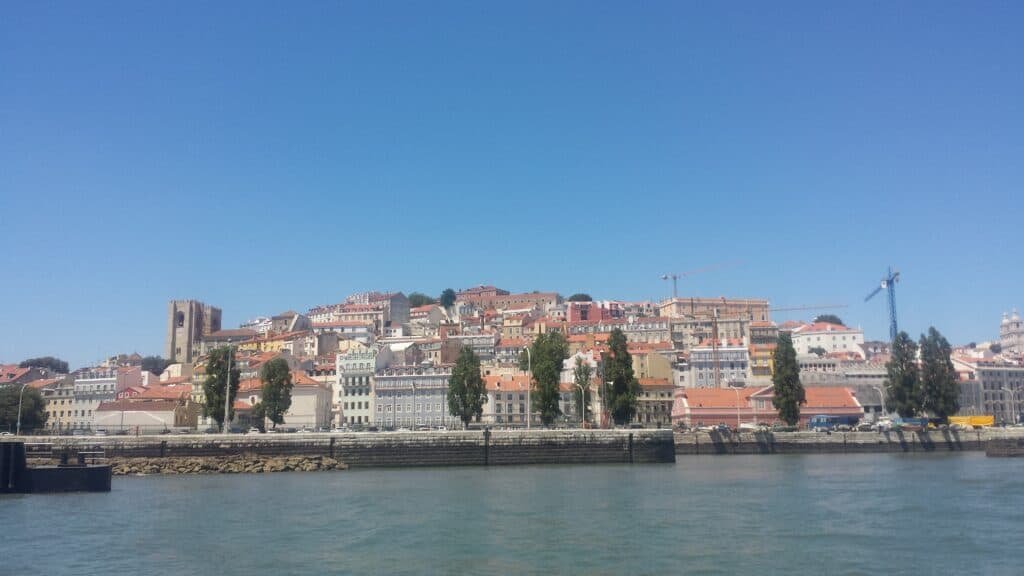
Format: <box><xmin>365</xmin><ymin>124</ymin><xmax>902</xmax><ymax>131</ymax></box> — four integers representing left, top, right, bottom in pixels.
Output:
<box><xmin>24</xmin><ymin>429</ymin><xmax>675</xmax><ymax>474</ymax></box>
<box><xmin>675</xmin><ymin>428</ymin><xmax>1024</xmax><ymax>455</ymax></box>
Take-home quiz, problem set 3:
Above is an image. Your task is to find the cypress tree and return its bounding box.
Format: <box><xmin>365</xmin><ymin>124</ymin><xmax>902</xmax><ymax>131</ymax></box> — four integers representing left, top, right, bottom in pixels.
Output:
<box><xmin>203</xmin><ymin>347</ymin><xmax>241</xmax><ymax>431</ymax></box>
<box><xmin>606</xmin><ymin>329</ymin><xmax>641</xmax><ymax>426</ymax></box>
<box><xmin>447</xmin><ymin>346</ymin><xmax>486</xmax><ymax>429</ymax></box>
<box><xmin>771</xmin><ymin>332</ymin><xmax>805</xmax><ymax>426</ymax></box>
<box><xmin>885</xmin><ymin>332</ymin><xmax>921</xmax><ymax>418</ymax></box>
<box><xmin>920</xmin><ymin>327</ymin><xmax>959</xmax><ymax>419</ymax></box>
<box><xmin>526</xmin><ymin>332</ymin><xmax>569</xmax><ymax>426</ymax></box>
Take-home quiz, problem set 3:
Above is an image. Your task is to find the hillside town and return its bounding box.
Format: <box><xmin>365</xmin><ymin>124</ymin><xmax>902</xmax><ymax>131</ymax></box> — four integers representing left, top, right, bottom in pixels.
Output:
<box><xmin>4</xmin><ymin>286</ymin><xmax>1023</xmax><ymax>434</ymax></box>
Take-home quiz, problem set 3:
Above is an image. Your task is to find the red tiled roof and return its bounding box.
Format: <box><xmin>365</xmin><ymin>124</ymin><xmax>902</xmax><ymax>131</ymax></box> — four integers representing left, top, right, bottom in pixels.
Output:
<box><xmin>238</xmin><ymin>378</ymin><xmax>262</xmax><ymax>392</ymax></box>
<box><xmin>0</xmin><ymin>365</ymin><xmax>33</xmax><ymax>384</ymax></box>
<box><xmin>136</xmin><ymin>384</ymin><xmax>192</xmax><ymax>400</ymax></box>
<box><xmin>683</xmin><ymin>387</ymin><xmax>760</xmax><ymax>408</ymax></box>
<box><xmin>207</xmin><ymin>329</ymin><xmax>258</xmax><ymax>339</ymax></box>
<box><xmin>96</xmin><ymin>399</ymin><xmax>179</xmax><ymax>412</ymax></box>
<box><xmin>291</xmin><ymin>371</ymin><xmax>323</xmax><ymax>387</ymax></box>
<box><xmin>484</xmin><ymin>374</ymin><xmax>531</xmax><ymax>392</ymax></box>
<box><xmin>26</xmin><ymin>377</ymin><xmax>62</xmax><ymax>390</ymax></box>
<box><xmin>638</xmin><ymin>377</ymin><xmax>672</xmax><ymax>389</ymax></box>
<box><xmin>793</xmin><ymin>322</ymin><xmax>855</xmax><ymax>334</ymax></box>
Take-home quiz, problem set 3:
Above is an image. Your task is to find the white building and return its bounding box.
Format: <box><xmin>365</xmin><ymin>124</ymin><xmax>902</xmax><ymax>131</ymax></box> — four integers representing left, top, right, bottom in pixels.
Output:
<box><xmin>335</xmin><ymin>348</ymin><xmax>386</xmax><ymax>427</ymax></box>
<box><xmin>374</xmin><ymin>364</ymin><xmax>455</xmax><ymax>429</ymax></box>
<box><xmin>70</xmin><ymin>366</ymin><xmax>144</xmax><ymax>430</ymax></box>
<box><xmin>688</xmin><ymin>340</ymin><xmax>749</xmax><ymax>388</ymax></box>
<box><xmin>1001</xmin><ymin>309</ymin><xmax>1023</xmax><ymax>355</ymax></box>
<box><xmin>790</xmin><ymin>322</ymin><xmax>865</xmax><ymax>359</ymax></box>
<box><xmin>953</xmin><ymin>356</ymin><xmax>1024</xmax><ymax>424</ymax></box>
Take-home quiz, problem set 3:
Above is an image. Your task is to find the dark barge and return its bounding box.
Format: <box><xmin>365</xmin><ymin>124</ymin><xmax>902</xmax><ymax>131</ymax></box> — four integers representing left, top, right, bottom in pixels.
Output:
<box><xmin>2</xmin><ymin>441</ymin><xmax>112</xmax><ymax>493</ymax></box>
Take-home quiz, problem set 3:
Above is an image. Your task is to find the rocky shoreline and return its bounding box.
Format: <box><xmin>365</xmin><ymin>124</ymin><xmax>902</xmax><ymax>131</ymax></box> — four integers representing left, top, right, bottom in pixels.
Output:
<box><xmin>108</xmin><ymin>455</ymin><xmax>348</xmax><ymax>475</ymax></box>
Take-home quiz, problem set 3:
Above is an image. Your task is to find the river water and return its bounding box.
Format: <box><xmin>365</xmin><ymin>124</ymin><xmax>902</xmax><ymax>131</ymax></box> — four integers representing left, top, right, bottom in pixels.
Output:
<box><xmin>2</xmin><ymin>453</ymin><xmax>1023</xmax><ymax>575</ymax></box>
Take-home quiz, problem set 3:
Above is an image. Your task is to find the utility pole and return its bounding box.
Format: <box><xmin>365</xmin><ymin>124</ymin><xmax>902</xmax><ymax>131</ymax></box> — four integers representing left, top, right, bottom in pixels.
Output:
<box><xmin>524</xmin><ymin>347</ymin><xmax>532</xmax><ymax>430</ymax></box>
<box><xmin>223</xmin><ymin>347</ymin><xmax>233</xmax><ymax>434</ymax></box>
<box><xmin>712</xmin><ymin>308</ymin><xmax>721</xmax><ymax>389</ymax></box>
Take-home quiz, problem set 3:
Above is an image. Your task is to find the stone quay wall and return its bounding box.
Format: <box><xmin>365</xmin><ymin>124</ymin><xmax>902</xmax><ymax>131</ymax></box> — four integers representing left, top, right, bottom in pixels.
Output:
<box><xmin>25</xmin><ymin>430</ymin><xmax>676</xmax><ymax>471</ymax></box>
<box><xmin>674</xmin><ymin>428</ymin><xmax>1024</xmax><ymax>455</ymax></box>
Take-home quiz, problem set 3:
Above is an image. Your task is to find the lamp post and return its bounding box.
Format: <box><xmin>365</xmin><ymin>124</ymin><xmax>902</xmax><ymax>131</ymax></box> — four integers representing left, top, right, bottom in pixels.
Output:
<box><xmin>728</xmin><ymin>382</ymin><xmax>745</xmax><ymax>430</ymax></box>
<box><xmin>870</xmin><ymin>385</ymin><xmax>887</xmax><ymax>420</ymax></box>
<box><xmin>1001</xmin><ymin>387</ymin><xmax>1018</xmax><ymax>425</ymax></box>
<box><xmin>524</xmin><ymin>347</ymin><xmax>532</xmax><ymax>430</ymax></box>
<box><xmin>223</xmin><ymin>347</ymin><xmax>234</xmax><ymax>434</ymax></box>
<box><xmin>576</xmin><ymin>382</ymin><xmax>587</xmax><ymax>428</ymax></box>
<box><xmin>16</xmin><ymin>383</ymin><xmax>30</xmax><ymax>436</ymax></box>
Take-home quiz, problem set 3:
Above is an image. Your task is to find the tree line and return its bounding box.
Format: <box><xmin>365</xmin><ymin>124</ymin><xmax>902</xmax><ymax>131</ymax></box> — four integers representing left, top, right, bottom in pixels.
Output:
<box><xmin>770</xmin><ymin>326</ymin><xmax>960</xmax><ymax>426</ymax></box>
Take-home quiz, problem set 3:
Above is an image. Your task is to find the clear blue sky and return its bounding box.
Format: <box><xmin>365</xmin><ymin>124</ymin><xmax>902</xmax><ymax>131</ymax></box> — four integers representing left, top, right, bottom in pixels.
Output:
<box><xmin>2</xmin><ymin>1</ymin><xmax>1022</xmax><ymax>369</ymax></box>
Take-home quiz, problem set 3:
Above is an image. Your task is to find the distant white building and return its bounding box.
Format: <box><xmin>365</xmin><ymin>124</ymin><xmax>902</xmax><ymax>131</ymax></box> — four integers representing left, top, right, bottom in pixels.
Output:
<box><xmin>688</xmin><ymin>340</ymin><xmax>749</xmax><ymax>388</ymax></box>
<box><xmin>1001</xmin><ymin>309</ymin><xmax>1023</xmax><ymax>355</ymax></box>
<box><xmin>240</xmin><ymin>316</ymin><xmax>273</xmax><ymax>336</ymax></box>
<box><xmin>791</xmin><ymin>322</ymin><xmax>865</xmax><ymax>359</ymax></box>
<box><xmin>335</xmin><ymin>349</ymin><xmax>387</xmax><ymax>427</ymax></box>
<box><xmin>70</xmin><ymin>366</ymin><xmax>144</xmax><ymax>430</ymax></box>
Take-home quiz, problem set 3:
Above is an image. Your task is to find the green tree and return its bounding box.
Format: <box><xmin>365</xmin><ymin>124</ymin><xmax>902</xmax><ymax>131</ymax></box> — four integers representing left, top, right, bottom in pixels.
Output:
<box><xmin>140</xmin><ymin>356</ymin><xmax>170</xmax><ymax>376</ymax></box>
<box><xmin>260</xmin><ymin>358</ymin><xmax>294</xmax><ymax>429</ymax></box>
<box><xmin>572</xmin><ymin>357</ymin><xmax>593</xmax><ymax>426</ymax></box>
<box><xmin>919</xmin><ymin>327</ymin><xmax>959</xmax><ymax>419</ymax></box>
<box><xmin>203</xmin><ymin>347</ymin><xmax>241</xmax><ymax>431</ymax></box>
<box><xmin>605</xmin><ymin>329</ymin><xmax>640</xmax><ymax>426</ymax></box>
<box><xmin>885</xmin><ymin>331</ymin><xmax>921</xmax><ymax>418</ymax></box>
<box><xmin>568</xmin><ymin>293</ymin><xmax>593</xmax><ymax>302</ymax></box>
<box><xmin>813</xmin><ymin>314</ymin><xmax>844</xmax><ymax>326</ymax></box>
<box><xmin>408</xmin><ymin>292</ymin><xmax>437</xmax><ymax>307</ymax></box>
<box><xmin>0</xmin><ymin>386</ymin><xmax>48</xmax><ymax>432</ymax></box>
<box><xmin>524</xmin><ymin>332</ymin><xmax>569</xmax><ymax>426</ymax></box>
<box><xmin>447</xmin><ymin>346</ymin><xmax>486</xmax><ymax>428</ymax></box>
<box><xmin>808</xmin><ymin>346</ymin><xmax>828</xmax><ymax>357</ymax></box>
<box><xmin>771</xmin><ymin>332</ymin><xmax>805</xmax><ymax>426</ymax></box>
<box><xmin>19</xmin><ymin>356</ymin><xmax>69</xmax><ymax>374</ymax></box>
<box><xmin>439</xmin><ymin>288</ymin><xmax>457</xmax><ymax>309</ymax></box>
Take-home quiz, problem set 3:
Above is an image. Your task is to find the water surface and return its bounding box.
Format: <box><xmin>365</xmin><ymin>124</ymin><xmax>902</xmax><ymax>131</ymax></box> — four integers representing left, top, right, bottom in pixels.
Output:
<box><xmin>2</xmin><ymin>454</ymin><xmax>1022</xmax><ymax>575</ymax></box>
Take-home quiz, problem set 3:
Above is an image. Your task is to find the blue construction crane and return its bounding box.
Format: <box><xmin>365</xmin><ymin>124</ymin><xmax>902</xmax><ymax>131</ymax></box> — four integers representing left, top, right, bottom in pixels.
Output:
<box><xmin>865</xmin><ymin>266</ymin><xmax>900</xmax><ymax>342</ymax></box>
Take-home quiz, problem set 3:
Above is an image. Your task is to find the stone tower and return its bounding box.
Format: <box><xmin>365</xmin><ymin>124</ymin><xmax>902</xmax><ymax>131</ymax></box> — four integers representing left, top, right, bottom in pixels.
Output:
<box><xmin>1000</xmin><ymin>309</ymin><xmax>1023</xmax><ymax>355</ymax></box>
<box><xmin>166</xmin><ymin>300</ymin><xmax>222</xmax><ymax>364</ymax></box>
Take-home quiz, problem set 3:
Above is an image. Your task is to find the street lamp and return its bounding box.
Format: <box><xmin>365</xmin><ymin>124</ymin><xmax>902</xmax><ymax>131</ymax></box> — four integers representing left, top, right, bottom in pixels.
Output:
<box><xmin>870</xmin><ymin>385</ymin><xmax>887</xmax><ymax>420</ymax></box>
<box><xmin>16</xmin><ymin>383</ymin><xmax>30</xmax><ymax>435</ymax></box>
<box><xmin>223</xmin><ymin>347</ymin><xmax>234</xmax><ymax>433</ymax></box>
<box><xmin>728</xmin><ymin>382</ymin><xmax>745</xmax><ymax>430</ymax></box>
<box><xmin>576</xmin><ymin>382</ymin><xmax>587</xmax><ymax>428</ymax></box>
<box><xmin>1001</xmin><ymin>387</ymin><xmax>1018</xmax><ymax>425</ymax></box>
<box><xmin>524</xmin><ymin>347</ymin><xmax>532</xmax><ymax>430</ymax></box>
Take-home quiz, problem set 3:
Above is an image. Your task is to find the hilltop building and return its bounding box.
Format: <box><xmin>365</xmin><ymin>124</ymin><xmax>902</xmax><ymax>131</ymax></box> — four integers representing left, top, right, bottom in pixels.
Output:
<box><xmin>166</xmin><ymin>300</ymin><xmax>221</xmax><ymax>363</ymax></box>
<box><xmin>1001</xmin><ymin>309</ymin><xmax>1023</xmax><ymax>355</ymax></box>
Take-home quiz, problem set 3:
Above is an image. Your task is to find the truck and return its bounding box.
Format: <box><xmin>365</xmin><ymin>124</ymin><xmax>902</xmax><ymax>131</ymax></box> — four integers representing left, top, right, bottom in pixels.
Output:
<box><xmin>892</xmin><ymin>417</ymin><xmax>930</xmax><ymax>431</ymax></box>
<box><xmin>948</xmin><ymin>415</ymin><xmax>995</xmax><ymax>429</ymax></box>
<box><xmin>807</xmin><ymin>415</ymin><xmax>860</xmax><ymax>432</ymax></box>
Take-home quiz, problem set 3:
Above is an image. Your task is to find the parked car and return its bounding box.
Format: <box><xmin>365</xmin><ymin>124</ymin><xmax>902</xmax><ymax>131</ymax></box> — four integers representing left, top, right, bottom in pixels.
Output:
<box><xmin>0</xmin><ymin>431</ymin><xmax>12</xmax><ymax>436</ymax></box>
<box><xmin>246</xmin><ymin>427</ymin><xmax>262</xmax><ymax>434</ymax></box>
